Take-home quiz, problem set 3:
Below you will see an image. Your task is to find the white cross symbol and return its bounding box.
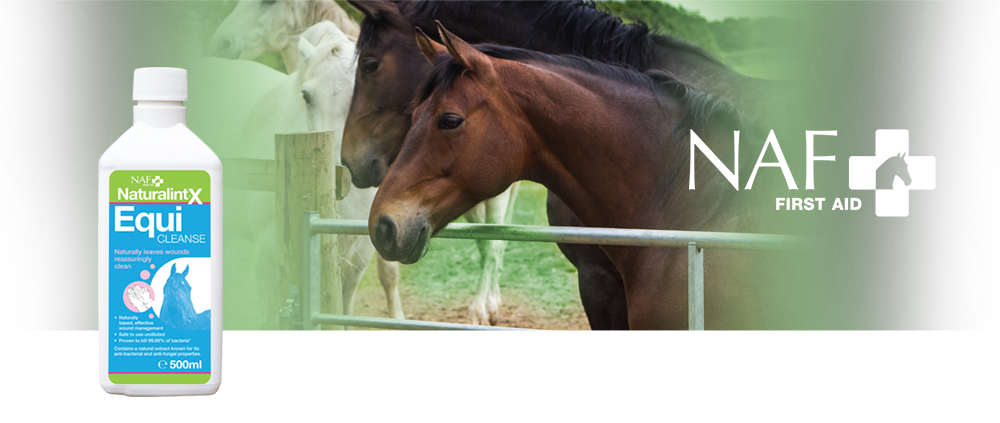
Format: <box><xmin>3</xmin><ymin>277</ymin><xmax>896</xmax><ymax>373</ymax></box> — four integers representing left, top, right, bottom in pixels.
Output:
<box><xmin>848</xmin><ymin>130</ymin><xmax>935</xmax><ymax>217</ymax></box>
<box><xmin>152</xmin><ymin>176</ymin><xmax>163</xmax><ymax>187</ymax></box>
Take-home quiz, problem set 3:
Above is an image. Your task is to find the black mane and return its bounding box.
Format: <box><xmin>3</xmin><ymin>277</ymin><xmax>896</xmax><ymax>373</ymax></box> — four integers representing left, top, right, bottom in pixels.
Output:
<box><xmin>360</xmin><ymin>0</ymin><xmax>727</xmax><ymax>69</ymax></box>
<box><xmin>417</xmin><ymin>43</ymin><xmax>750</xmax><ymax>135</ymax></box>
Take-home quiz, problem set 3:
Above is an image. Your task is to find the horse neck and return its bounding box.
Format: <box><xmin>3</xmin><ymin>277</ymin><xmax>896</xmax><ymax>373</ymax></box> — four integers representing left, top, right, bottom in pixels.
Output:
<box><xmin>510</xmin><ymin>66</ymin><xmax>682</xmax><ymax>232</ymax></box>
<box><xmin>403</xmin><ymin>2</ymin><xmax>611</xmax><ymax>58</ymax></box>
<box><xmin>281</xmin><ymin>46</ymin><xmax>301</xmax><ymax>74</ymax></box>
<box><xmin>650</xmin><ymin>43</ymin><xmax>782</xmax><ymax>120</ymax></box>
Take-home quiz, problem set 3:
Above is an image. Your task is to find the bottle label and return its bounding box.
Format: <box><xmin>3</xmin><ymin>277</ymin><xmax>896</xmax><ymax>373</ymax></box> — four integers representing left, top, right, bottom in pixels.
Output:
<box><xmin>108</xmin><ymin>170</ymin><xmax>211</xmax><ymax>384</ymax></box>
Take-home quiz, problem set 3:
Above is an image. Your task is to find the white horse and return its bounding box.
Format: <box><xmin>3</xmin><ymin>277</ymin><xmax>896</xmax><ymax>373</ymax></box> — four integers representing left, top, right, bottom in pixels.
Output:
<box><xmin>240</xmin><ymin>21</ymin><xmax>405</xmax><ymax>319</ymax></box>
<box><xmin>209</xmin><ymin>0</ymin><xmax>359</xmax><ymax>74</ymax></box>
<box><xmin>293</xmin><ymin>21</ymin><xmax>403</xmax><ymax>319</ymax></box>
<box><xmin>188</xmin><ymin>21</ymin><xmax>405</xmax><ymax>329</ymax></box>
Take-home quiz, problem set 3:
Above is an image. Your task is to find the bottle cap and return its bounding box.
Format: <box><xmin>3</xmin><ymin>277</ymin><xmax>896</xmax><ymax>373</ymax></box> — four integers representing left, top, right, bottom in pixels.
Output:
<box><xmin>133</xmin><ymin>67</ymin><xmax>187</xmax><ymax>101</ymax></box>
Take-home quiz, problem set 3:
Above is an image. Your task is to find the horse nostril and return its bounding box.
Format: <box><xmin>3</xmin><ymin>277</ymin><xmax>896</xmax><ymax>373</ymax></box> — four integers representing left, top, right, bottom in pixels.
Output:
<box><xmin>375</xmin><ymin>215</ymin><xmax>397</xmax><ymax>250</ymax></box>
<box><xmin>301</xmin><ymin>89</ymin><xmax>311</xmax><ymax>105</ymax></box>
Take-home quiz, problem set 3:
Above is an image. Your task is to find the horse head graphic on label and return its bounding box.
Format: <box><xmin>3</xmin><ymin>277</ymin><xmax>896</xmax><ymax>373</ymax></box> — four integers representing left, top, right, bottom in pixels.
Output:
<box><xmin>152</xmin><ymin>261</ymin><xmax>211</xmax><ymax>331</ymax></box>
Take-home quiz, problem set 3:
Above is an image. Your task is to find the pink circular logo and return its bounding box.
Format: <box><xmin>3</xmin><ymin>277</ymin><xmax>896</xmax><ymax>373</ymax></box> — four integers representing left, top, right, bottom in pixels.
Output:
<box><xmin>123</xmin><ymin>281</ymin><xmax>155</xmax><ymax>313</ymax></box>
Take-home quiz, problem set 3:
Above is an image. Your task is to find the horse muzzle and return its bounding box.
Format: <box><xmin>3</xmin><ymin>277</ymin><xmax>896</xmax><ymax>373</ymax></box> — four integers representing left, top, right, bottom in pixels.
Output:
<box><xmin>371</xmin><ymin>214</ymin><xmax>431</xmax><ymax>264</ymax></box>
<box><xmin>342</xmin><ymin>155</ymin><xmax>390</xmax><ymax>189</ymax></box>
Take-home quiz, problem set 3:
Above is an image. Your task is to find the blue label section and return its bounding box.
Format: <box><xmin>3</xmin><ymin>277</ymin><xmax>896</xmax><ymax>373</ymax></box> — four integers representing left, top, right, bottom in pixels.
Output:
<box><xmin>109</xmin><ymin>203</ymin><xmax>211</xmax><ymax>379</ymax></box>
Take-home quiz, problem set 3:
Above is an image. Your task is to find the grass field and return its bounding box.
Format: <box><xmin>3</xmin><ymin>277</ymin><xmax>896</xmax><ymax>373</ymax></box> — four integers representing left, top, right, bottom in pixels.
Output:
<box><xmin>350</xmin><ymin>181</ymin><xmax>591</xmax><ymax>329</ymax></box>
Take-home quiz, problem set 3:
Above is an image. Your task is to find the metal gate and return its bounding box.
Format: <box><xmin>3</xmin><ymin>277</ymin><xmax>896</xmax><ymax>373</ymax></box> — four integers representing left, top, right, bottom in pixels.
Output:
<box><xmin>226</xmin><ymin>131</ymin><xmax>797</xmax><ymax>331</ymax></box>
<box><xmin>300</xmin><ymin>216</ymin><xmax>795</xmax><ymax>331</ymax></box>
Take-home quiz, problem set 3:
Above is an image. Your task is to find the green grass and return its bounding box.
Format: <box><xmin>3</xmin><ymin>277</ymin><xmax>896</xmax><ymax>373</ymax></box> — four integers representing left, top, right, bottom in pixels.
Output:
<box><xmin>353</xmin><ymin>182</ymin><xmax>585</xmax><ymax>325</ymax></box>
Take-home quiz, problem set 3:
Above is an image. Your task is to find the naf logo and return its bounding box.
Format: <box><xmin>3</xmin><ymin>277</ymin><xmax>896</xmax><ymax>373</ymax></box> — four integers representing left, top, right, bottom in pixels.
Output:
<box><xmin>689</xmin><ymin>129</ymin><xmax>936</xmax><ymax>217</ymax></box>
<box><xmin>131</xmin><ymin>175</ymin><xmax>164</xmax><ymax>187</ymax></box>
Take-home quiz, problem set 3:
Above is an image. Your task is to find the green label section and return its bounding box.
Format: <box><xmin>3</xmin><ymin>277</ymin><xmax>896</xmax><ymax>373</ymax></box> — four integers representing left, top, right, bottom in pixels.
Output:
<box><xmin>110</xmin><ymin>170</ymin><xmax>211</xmax><ymax>204</ymax></box>
<box><xmin>109</xmin><ymin>373</ymin><xmax>211</xmax><ymax>385</ymax></box>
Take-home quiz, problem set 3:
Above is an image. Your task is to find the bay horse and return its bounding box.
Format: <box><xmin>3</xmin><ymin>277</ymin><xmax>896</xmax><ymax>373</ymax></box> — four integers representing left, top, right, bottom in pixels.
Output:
<box><xmin>342</xmin><ymin>0</ymin><xmax>635</xmax><ymax>328</ymax></box>
<box><xmin>369</xmin><ymin>24</ymin><xmax>755</xmax><ymax>330</ymax></box>
<box><xmin>345</xmin><ymin>2</ymin><xmax>529</xmax><ymax>326</ymax></box>
<box><xmin>343</xmin><ymin>0</ymin><xmax>757</xmax><ymax>329</ymax></box>
<box><xmin>342</xmin><ymin>0</ymin><xmax>779</xmax><ymax>188</ymax></box>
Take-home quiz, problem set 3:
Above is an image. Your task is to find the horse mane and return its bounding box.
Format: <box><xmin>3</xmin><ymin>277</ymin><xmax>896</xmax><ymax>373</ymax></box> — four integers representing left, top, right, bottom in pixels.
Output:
<box><xmin>416</xmin><ymin>43</ymin><xmax>751</xmax><ymax>135</ymax></box>
<box><xmin>311</xmin><ymin>0</ymin><xmax>360</xmax><ymax>39</ymax></box>
<box><xmin>398</xmin><ymin>0</ymin><xmax>727</xmax><ymax>70</ymax></box>
<box><xmin>646</xmin><ymin>71</ymin><xmax>753</xmax><ymax>136</ymax></box>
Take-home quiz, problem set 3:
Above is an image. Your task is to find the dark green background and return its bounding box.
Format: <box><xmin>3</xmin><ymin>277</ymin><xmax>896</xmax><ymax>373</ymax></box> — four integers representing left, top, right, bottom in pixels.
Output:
<box><xmin>0</xmin><ymin>1</ymin><xmax>1000</xmax><ymax>330</ymax></box>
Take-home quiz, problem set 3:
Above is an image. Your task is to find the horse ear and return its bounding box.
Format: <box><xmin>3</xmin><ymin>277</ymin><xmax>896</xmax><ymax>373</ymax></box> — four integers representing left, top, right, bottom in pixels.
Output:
<box><xmin>348</xmin><ymin>0</ymin><xmax>406</xmax><ymax>26</ymax></box>
<box><xmin>171</xmin><ymin>264</ymin><xmax>177</xmax><ymax>275</ymax></box>
<box><xmin>436</xmin><ymin>21</ymin><xmax>495</xmax><ymax>82</ymax></box>
<box><xmin>415</xmin><ymin>27</ymin><xmax>447</xmax><ymax>64</ymax></box>
<box><xmin>181</xmin><ymin>265</ymin><xmax>189</xmax><ymax>277</ymax></box>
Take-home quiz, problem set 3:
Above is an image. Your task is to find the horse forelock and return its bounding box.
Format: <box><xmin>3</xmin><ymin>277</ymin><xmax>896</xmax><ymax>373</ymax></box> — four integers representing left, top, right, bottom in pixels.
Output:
<box><xmin>356</xmin><ymin>13</ymin><xmax>383</xmax><ymax>54</ymax></box>
<box><xmin>413</xmin><ymin>54</ymin><xmax>463</xmax><ymax>111</ymax></box>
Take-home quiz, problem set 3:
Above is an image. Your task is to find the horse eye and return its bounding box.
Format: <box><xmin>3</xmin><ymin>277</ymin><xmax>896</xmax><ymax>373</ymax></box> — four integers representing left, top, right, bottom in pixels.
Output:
<box><xmin>361</xmin><ymin>60</ymin><xmax>380</xmax><ymax>74</ymax></box>
<box><xmin>437</xmin><ymin>114</ymin><xmax>464</xmax><ymax>130</ymax></box>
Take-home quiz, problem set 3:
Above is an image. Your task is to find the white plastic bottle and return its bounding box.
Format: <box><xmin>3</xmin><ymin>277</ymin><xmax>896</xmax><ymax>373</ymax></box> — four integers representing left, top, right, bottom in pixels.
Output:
<box><xmin>98</xmin><ymin>68</ymin><xmax>222</xmax><ymax>396</ymax></box>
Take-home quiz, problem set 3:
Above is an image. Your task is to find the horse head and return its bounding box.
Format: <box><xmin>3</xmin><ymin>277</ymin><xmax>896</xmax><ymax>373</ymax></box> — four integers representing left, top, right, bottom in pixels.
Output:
<box><xmin>369</xmin><ymin>24</ymin><xmax>527</xmax><ymax>264</ymax></box>
<box><xmin>296</xmin><ymin>21</ymin><xmax>358</xmax><ymax>134</ymax></box>
<box><xmin>342</xmin><ymin>0</ymin><xmax>431</xmax><ymax>188</ymax></box>
<box><xmin>209</xmin><ymin>0</ymin><xmax>358</xmax><ymax>73</ymax></box>
<box><xmin>209</xmin><ymin>0</ymin><xmax>292</xmax><ymax>61</ymax></box>
<box><xmin>165</xmin><ymin>263</ymin><xmax>192</xmax><ymax>299</ymax></box>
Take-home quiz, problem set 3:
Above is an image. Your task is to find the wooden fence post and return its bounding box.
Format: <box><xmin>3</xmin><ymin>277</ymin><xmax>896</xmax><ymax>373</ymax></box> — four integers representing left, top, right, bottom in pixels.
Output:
<box><xmin>274</xmin><ymin>131</ymin><xmax>343</xmax><ymax>330</ymax></box>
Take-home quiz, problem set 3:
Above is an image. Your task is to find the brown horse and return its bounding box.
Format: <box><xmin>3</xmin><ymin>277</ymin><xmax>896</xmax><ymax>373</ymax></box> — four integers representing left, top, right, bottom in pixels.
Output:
<box><xmin>346</xmin><ymin>0</ymin><xmax>637</xmax><ymax>328</ymax></box>
<box><xmin>342</xmin><ymin>0</ymin><xmax>774</xmax><ymax>188</ymax></box>
<box><xmin>369</xmin><ymin>24</ymin><xmax>755</xmax><ymax>329</ymax></box>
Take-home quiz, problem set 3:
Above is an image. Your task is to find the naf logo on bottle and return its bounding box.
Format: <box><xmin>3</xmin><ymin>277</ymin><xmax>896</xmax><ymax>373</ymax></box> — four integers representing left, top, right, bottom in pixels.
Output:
<box><xmin>131</xmin><ymin>175</ymin><xmax>164</xmax><ymax>187</ymax></box>
<box><xmin>689</xmin><ymin>129</ymin><xmax>936</xmax><ymax>217</ymax></box>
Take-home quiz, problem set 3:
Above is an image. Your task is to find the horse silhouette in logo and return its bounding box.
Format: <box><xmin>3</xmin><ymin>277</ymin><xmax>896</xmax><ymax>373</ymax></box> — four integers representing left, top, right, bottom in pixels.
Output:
<box><xmin>876</xmin><ymin>152</ymin><xmax>912</xmax><ymax>189</ymax></box>
<box><xmin>160</xmin><ymin>264</ymin><xmax>211</xmax><ymax>330</ymax></box>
